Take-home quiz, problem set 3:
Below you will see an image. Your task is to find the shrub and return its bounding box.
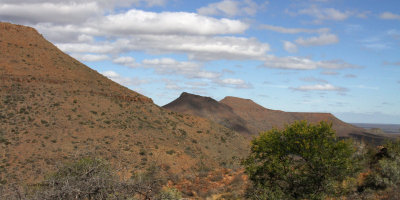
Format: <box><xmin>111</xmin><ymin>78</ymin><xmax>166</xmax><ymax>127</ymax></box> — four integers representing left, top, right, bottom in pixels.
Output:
<box><xmin>166</xmin><ymin>150</ymin><xmax>176</xmax><ymax>155</ymax></box>
<box><xmin>33</xmin><ymin>158</ymin><xmax>117</xmax><ymax>199</ymax></box>
<box><xmin>31</xmin><ymin>158</ymin><xmax>167</xmax><ymax>200</ymax></box>
<box><xmin>243</xmin><ymin>121</ymin><xmax>358</xmax><ymax>200</ymax></box>
<box><xmin>157</xmin><ymin>187</ymin><xmax>182</xmax><ymax>200</ymax></box>
<box><xmin>360</xmin><ymin>140</ymin><xmax>400</xmax><ymax>192</ymax></box>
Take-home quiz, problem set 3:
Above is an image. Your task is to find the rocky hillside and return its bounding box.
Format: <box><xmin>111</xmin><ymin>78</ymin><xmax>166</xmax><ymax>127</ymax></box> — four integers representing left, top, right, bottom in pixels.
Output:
<box><xmin>220</xmin><ymin>96</ymin><xmax>366</xmax><ymax>137</ymax></box>
<box><xmin>163</xmin><ymin>92</ymin><xmax>250</xmax><ymax>134</ymax></box>
<box><xmin>0</xmin><ymin>22</ymin><xmax>248</xmax><ymax>185</ymax></box>
<box><xmin>164</xmin><ymin>93</ymin><xmax>387</xmax><ymax>143</ymax></box>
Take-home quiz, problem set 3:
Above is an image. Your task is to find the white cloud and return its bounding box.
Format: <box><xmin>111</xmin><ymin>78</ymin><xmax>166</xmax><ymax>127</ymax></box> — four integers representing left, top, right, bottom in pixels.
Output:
<box><xmin>0</xmin><ymin>0</ymin><xmax>166</xmax><ymax>9</ymax></box>
<box><xmin>356</xmin><ymin>11</ymin><xmax>370</xmax><ymax>19</ymax></box>
<box><xmin>283</xmin><ymin>41</ymin><xmax>298</xmax><ymax>53</ymax></box>
<box><xmin>197</xmin><ymin>0</ymin><xmax>266</xmax><ymax>17</ymax></box>
<box><xmin>295</xmin><ymin>33</ymin><xmax>339</xmax><ymax>46</ymax></box>
<box><xmin>217</xmin><ymin>78</ymin><xmax>252</xmax><ymax>89</ymax></box>
<box><xmin>263</xmin><ymin>55</ymin><xmax>361</xmax><ymax>70</ymax></box>
<box><xmin>321</xmin><ymin>70</ymin><xmax>339</xmax><ymax>75</ymax></box>
<box><xmin>387</xmin><ymin>29</ymin><xmax>400</xmax><ymax>40</ymax></box>
<box><xmin>220</xmin><ymin>78</ymin><xmax>245</xmax><ymax>85</ymax></box>
<box><xmin>141</xmin><ymin>58</ymin><xmax>252</xmax><ymax>89</ymax></box>
<box><xmin>300</xmin><ymin>77</ymin><xmax>328</xmax><ymax>83</ymax></box>
<box><xmin>298</xmin><ymin>6</ymin><xmax>352</xmax><ymax>23</ymax></box>
<box><xmin>56</xmin><ymin>42</ymin><xmax>116</xmax><ymax>54</ymax></box>
<box><xmin>102</xmin><ymin>70</ymin><xmax>148</xmax><ymax>86</ymax></box>
<box><xmin>96</xmin><ymin>9</ymin><xmax>248</xmax><ymax>36</ymax></box>
<box><xmin>318</xmin><ymin>60</ymin><xmax>360</xmax><ymax>69</ymax></box>
<box><xmin>344</xmin><ymin>74</ymin><xmax>357</xmax><ymax>78</ymax></box>
<box><xmin>260</xmin><ymin>24</ymin><xmax>330</xmax><ymax>34</ymax></box>
<box><xmin>113</xmin><ymin>56</ymin><xmax>138</xmax><ymax>68</ymax></box>
<box><xmin>1</xmin><ymin>1</ymin><xmax>270</xmax><ymax>62</ymax></box>
<box><xmin>0</xmin><ymin>2</ymin><xmax>101</xmax><ymax>24</ymax></box>
<box><xmin>264</xmin><ymin>56</ymin><xmax>317</xmax><ymax>70</ymax></box>
<box><xmin>363</xmin><ymin>43</ymin><xmax>389</xmax><ymax>50</ymax></box>
<box><xmin>144</xmin><ymin>0</ymin><xmax>166</xmax><ymax>7</ymax></box>
<box><xmin>102</xmin><ymin>70</ymin><xmax>120</xmax><ymax>79</ymax></box>
<box><xmin>380</xmin><ymin>12</ymin><xmax>400</xmax><ymax>20</ymax></box>
<box><xmin>57</xmin><ymin>35</ymin><xmax>270</xmax><ymax>61</ymax></box>
<box><xmin>360</xmin><ymin>36</ymin><xmax>390</xmax><ymax>51</ymax></box>
<box><xmin>142</xmin><ymin>58</ymin><xmax>221</xmax><ymax>79</ymax></box>
<box><xmin>345</xmin><ymin>24</ymin><xmax>363</xmax><ymax>34</ymax></box>
<box><xmin>164</xmin><ymin>80</ymin><xmax>184</xmax><ymax>90</ymax></box>
<box><xmin>32</xmin><ymin>23</ymin><xmax>95</xmax><ymax>43</ymax></box>
<box><xmin>292</xmin><ymin>83</ymin><xmax>345</xmax><ymax>91</ymax></box>
<box><xmin>351</xmin><ymin>85</ymin><xmax>379</xmax><ymax>90</ymax></box>
<box><xmin>154</xmin><ymin>35</ymin><xmax>269</xmax><ymax>60</ymax></box>
<box><xmin>71</xmin><ymin>53</ymin><xmax>109</xmax><ymax>62</ymax></box>
<box><xmin>77</xmin><ymin>34</ymin><xmax>94</xmax><ymax>43</ymax></box>
<box><xmin>383</xmin><ymin>61</ymin><xmax>400</xmax><ymax>66</ymax></box>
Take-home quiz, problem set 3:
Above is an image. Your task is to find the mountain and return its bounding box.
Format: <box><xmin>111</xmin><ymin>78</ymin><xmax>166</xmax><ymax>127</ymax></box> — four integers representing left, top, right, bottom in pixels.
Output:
<box><xmin>0</xmin><ymin>22</ymin><xmax>248</xmax><ymax>186</ymax></box>
<box><xmin>220</xmin><ymin>96</ymin><xmax>365</xmax><ymax>138</ymax></box>
<box><xmin>163</xmin><ymin>92</ymin><xmax>250</xmax><ymax>134</ymax></box>
<box><xmin>164</xmin><ymin>93</ymin><xmax>387</xmax><ymax>143</ymax></box>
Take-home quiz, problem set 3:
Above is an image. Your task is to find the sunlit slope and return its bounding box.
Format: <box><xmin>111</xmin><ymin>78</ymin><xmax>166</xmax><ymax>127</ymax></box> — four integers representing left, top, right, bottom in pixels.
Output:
<box><xmin>0</xmin><ymin>22</ymin><xmax>248</xmax><ymax>183</ymax></box>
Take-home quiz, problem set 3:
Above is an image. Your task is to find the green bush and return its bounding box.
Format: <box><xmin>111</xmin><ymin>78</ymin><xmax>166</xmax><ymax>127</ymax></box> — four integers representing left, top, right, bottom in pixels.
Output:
<box><xmin>157</xmin><ymin>187</ymin><xmax>182</xmax><ymax>200</ymax></box>
<box><xmin>243</xmin><ymin>121</ymin><xmax>358</xmax><ymax>200</ymax></box>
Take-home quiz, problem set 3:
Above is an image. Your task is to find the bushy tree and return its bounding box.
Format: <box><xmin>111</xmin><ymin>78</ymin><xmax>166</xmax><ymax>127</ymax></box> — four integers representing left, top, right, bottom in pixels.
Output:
<box><xmin>243</xmin><ymin>121</ymin><xmax>357</xmax><ymax>200</ymax></box>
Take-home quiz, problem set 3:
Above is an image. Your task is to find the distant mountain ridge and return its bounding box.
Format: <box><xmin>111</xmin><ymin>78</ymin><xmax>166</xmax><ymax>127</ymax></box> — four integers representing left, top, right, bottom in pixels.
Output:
<box><xmin>164</xmin><ymin>92</ymin><xmax>387</xmax><ymax>143</ymax></box>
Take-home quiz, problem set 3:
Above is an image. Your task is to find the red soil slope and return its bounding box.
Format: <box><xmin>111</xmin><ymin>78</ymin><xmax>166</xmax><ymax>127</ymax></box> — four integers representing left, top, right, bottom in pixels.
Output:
<box><xmin>220</xmin><ymin>96</ymin><xmax>386</xmax><ymax>142</ymax></box>
<box><xmin>0</xmin><ymin>22</ymin><xmax>248</xmax><ymax>185</ymax></box>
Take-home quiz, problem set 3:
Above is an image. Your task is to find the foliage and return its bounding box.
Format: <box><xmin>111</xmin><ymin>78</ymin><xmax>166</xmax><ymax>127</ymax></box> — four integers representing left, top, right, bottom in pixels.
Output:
<box><xmin>157</xmin><ymin>187</ymin><xmax>182</xmax><ymax>200</ymax></box>
<box><xmin>360</xmin><ymin>140</ymin><xmax>400</xmax><ymax>192</ymax></box>
<box><xmin>34</xmin><ymin>158</ymin><xmax>117</xmax><ymax>199</ymax></box>
<box><xmin>31</xmin><ymin>158</ymin><xmax>166</xmax><ymax>200</ymax></box>
<box><xmin>243</xmin><ymin>121</ymin><xmax>358</xmax><ymax>200</ymax></box>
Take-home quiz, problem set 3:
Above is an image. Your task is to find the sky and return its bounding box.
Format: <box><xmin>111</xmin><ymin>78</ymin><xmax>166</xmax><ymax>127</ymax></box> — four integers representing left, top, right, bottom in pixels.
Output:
<box><xmin>1</xmin><ymin>0</ymin><xmax>400</xmax><ymax>124</ymax></box>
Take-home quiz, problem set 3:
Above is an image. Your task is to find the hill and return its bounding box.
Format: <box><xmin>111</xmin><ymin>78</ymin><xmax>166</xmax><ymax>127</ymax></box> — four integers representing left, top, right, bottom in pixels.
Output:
<box><xmin>0</xmin><ymin>22</ymin><xmax>248</xmax><ymax>189</ymax></box>
<box><xmin>220</xmin><ymin>96</ymin><xmax>363</xmax><ymax>137</ymax></box>
<box><xmin>163</xmin><ymin>92</ymin><xmax>250</xmax><ymax>134</ymax></box>
<box><xmin>164</xmin><ymin>93</ymin><xmax>387</xmax><ymax>143</ymax></box>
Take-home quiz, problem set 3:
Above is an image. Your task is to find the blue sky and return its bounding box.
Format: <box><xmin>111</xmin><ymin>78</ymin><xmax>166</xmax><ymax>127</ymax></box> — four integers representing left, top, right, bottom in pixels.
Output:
<box><xmin>1</xmin><ymin>0</ymin><xmax>399</xmax><ymax>124</ymax></box>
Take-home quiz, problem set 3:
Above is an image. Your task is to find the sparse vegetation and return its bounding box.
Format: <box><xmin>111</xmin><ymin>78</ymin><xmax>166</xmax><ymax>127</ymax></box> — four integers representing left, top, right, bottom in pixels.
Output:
<box><xmin>356</xmin><ymin>140</ymin><xmax>400</xmax><ymax>198</ymax></box>
<box><xmin>6</xmin><ymin>22</ymin><xmax>399</xmax><ymax>199</ymax></box>
<box><xmin>166</xmin><ymin>150</ymin><xmax>176</xmax><ymax>155</ymax></box>
<box><xmin>0</xmin><ymin>158</ymin><xmax>176</xmax><ymax>199</ymax></box>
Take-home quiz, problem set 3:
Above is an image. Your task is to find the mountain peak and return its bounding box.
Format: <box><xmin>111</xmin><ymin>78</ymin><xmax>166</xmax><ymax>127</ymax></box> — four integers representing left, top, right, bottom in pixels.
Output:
<box><xmin>0</xmin><ymin>22</ymin><xmax>153</xmax><ymax>104</ymax></box>
<box><xmin>165</xmin><ymin>92</ymin><xmax>229</xmax><ymax>112</ymax></box>
<box><xmin>220</xmin><ymin>96</ymin><xmax>271</xmax><ymax>112</ymax></box>
<box><xmin>221</xmin><ymin>96</ymin><xmax>253</xmax><ymax>103</ymax></box>
<box><xmin>163</xmin><ymin>93</ymin><xmax>251</xmax><ymax>134</ymax></box>
<box><xmin>1</xmin><ymin>22</ymin><xmax>38</xmax><ymax>34</ymax></box>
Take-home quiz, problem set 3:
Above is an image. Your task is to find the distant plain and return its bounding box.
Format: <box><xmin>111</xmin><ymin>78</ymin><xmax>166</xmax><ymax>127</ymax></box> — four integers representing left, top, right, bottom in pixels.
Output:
<box><xmin>352</xmin><ymin>123</ymin><xmax>400</xmax><ymax>135</ymax></box>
